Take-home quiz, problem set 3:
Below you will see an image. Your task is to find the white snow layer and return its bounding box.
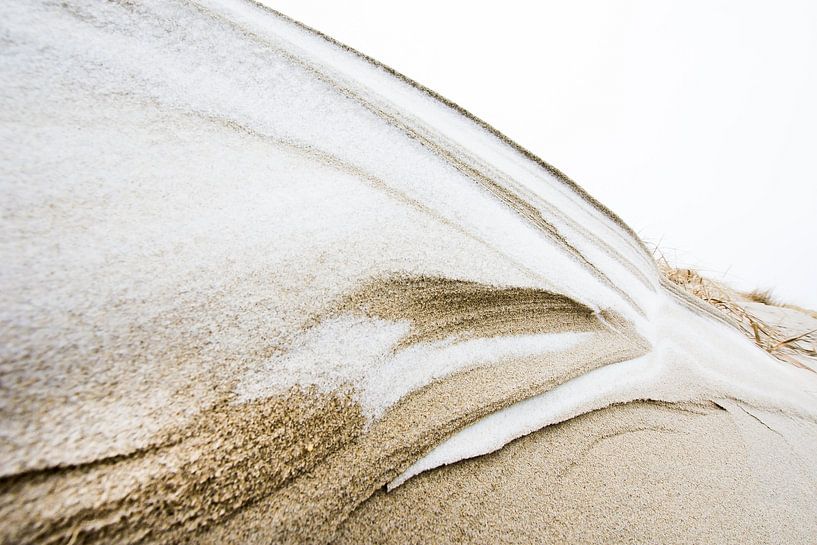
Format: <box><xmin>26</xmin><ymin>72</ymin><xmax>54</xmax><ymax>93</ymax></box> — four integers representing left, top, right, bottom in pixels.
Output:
<box><xmin>238</xmin><ymin>314</ymin><xmax>589</xmax><ymax>420</ymax></box>
<box><xmin>392</xmin><ymin>296</ymin><xmax>817</xmax><ymax>488</ymax></box>
<box><xmin>3</xmin><ymin>0</ymin><xmax>817</xmax><ymax>489</ymax></box>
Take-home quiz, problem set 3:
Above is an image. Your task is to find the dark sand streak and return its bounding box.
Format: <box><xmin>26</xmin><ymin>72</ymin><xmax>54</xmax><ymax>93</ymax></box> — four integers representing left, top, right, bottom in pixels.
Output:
<box><xmin>0</xmin><ymin>271</ymin><xmax>648</xmax><ymax>545</ymax></box>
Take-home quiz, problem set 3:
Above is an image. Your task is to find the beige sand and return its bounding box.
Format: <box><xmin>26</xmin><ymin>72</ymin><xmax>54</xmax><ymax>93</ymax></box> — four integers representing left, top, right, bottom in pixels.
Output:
<box><xmin>0</xmin><ymin>278</ymin><xmax>645</xmax><ymax>544</ymax></box>
<box><xmin>333</xmin><ymin>275</ymin><xmax>606</xmax><ymax>346</ymax></box>
<box><xmin>335</xmin><ymin>400</ymin><xmax>817</xmax><ymax>545</ymax></box>
<box><xmin>3</xmin><ymin>2</ymin><xmax>816</xmax><ymax>544</ymax></box>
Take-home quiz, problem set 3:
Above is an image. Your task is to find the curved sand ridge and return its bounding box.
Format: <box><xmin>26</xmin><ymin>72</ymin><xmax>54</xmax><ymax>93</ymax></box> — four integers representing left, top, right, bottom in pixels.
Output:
<box><xmin>1</xmin><ymin>1</ymin><xmax>816</xmax><ymax>543</ymax></box>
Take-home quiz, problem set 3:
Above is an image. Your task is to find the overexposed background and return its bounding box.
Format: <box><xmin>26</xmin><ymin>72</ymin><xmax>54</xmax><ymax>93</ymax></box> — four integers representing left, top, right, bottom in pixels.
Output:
<box><xmin>269</xmin><ymin>1</ymin><xmax>817</xmax><ymax>308</ymax></box>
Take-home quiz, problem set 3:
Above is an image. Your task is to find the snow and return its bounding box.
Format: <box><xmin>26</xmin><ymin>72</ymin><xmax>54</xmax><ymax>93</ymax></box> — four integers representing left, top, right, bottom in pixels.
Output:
<box><xmin>3</xmin><ymin>0</ymin><xmax>816</xmax><ymax>488</ymax></box>
<box><xmin>239</xmin><ymin>313</ymin><xmax>589</xmax><ymax>420</ymax></box>
<box><xmin>391</xmin><ymin>294</ymin><xmax>817</xmax><ymax>488</ymax></box>
<box><xmin>3</xmin><ymin>1</ymin><xmax>651</xmax><ymax>385</ymax></box>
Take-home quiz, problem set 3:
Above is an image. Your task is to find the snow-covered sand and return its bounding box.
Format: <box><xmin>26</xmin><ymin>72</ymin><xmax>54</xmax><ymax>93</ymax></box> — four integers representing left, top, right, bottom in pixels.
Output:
<box><xmin>2</xmin><ymin>1</ymin><xmax>816</xmax><ymax>543</ymax></box>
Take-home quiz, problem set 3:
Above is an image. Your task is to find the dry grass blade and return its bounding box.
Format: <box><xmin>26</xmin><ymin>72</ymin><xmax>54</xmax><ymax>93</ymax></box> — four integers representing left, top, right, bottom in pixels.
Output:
<box><xmin>770</xmin><ymin>328</ymin><xmax>817</xmax><ymax>352</ymax></box>
<box><xmin>744</xmin><ymin>289</ymin><xmax>777</xmax><ymax>305</ymax></box>
<box><xmin>773</xmin><ymin>352</ymin><xmax>812</xmax><ymax>371</ymax></box>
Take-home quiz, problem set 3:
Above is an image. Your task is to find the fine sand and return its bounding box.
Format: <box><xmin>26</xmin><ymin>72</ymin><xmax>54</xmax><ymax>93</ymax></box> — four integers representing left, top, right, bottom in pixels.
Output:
<box><xmin>336</xmin><ymin>400</ymin><xmax>817</xmax><ymax>545</ymax></box>
<box><xmin>2</xmin><ymin>1</ymin><xmax>817</xmax><ymax>544</ymax></box>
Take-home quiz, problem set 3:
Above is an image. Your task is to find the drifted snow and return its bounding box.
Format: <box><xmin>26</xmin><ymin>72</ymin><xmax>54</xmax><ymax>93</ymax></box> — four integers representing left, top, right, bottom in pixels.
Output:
<box><xmin>3</xmin><ymin>0</ymin><xmax>817</xmax><ymax>488</ymax></box>
<box><xmin>391</xmin><ymin>296</ymin><xmax>817</xmax><ymax>488</ymax></box>
<box><xmin>238</xmin><ymin>313</ymin><xmax>590</xmax><ymax>420</ymax></box>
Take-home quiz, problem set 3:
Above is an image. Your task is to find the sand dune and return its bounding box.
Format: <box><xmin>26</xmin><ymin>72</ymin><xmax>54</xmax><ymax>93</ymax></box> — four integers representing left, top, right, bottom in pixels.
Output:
<box><xmin>1</xmin><ymin>1</ymin><xmax>816</xmax><ymax>543</ymax></box>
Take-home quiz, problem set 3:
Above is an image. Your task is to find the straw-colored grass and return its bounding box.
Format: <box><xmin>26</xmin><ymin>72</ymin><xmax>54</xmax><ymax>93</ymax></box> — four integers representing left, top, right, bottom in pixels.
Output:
<box><xmin>744</xmin><ymin>289</ymin><xmax>777</xmax><ymax>305</ymax></box>
<box><xmin>656</xmin><ymin>255</ymin><xmax>816</xmax><ymax>371</ymax></box>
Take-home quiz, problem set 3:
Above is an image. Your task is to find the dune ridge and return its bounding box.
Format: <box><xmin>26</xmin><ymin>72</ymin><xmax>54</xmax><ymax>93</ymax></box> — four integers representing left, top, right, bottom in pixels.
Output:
<box><xmin>2</xmin><ymin>1</ymin><xmax>816</xmax><ymax>543</ymax></box>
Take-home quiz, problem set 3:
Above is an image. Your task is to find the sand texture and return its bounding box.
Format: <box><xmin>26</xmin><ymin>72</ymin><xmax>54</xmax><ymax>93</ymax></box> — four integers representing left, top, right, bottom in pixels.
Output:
<box><xmin>337</xmin><ymin>401</ymin><xmax>817</xmax><ymax>545</ymax></box>
<box><xmin>2</xmin><ymin>1</ymin><xmax>816</xmax><ymax>544</ymax></box>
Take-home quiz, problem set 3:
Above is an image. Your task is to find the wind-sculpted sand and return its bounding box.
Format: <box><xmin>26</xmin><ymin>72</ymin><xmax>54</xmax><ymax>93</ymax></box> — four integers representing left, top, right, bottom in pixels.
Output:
<box><xmin>2</xmin><ymin>1</ymin><xmax>816</xmax><ymax>543</ymax></box>
<box><xmin>330</xmin><ymin>276</ymin><xmax>614</xmax><ymax>346</ymax></box>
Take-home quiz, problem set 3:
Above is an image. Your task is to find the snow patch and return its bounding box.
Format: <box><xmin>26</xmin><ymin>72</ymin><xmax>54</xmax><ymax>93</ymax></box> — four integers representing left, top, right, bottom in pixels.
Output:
<box><xmin>238</xmin><ymin>313</ymin><xmax>590</xmax><ymax>420</ymax></box>
<box><xmin>390</xmin><ymin>296</ymin><xmax>817</xmax><ymax>489</ymax></box>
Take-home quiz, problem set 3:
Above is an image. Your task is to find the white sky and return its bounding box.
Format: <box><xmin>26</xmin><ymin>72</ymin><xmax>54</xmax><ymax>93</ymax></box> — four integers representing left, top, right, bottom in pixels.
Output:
<box><xmin>269</xmin><ymin>0</ymin><xmax>817</xmax><ymax>308</ymax></box>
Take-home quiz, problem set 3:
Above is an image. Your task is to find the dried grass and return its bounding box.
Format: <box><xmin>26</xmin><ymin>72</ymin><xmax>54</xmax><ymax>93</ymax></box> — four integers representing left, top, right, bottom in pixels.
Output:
<box><xmin>744</xmin><ymin>289</ymin><xmax>777</xmax><ymax>305</ymax></box>
<box><xmin>656</xmin><ymin>254</ymin><xmax>816</xmax><ymax>372</ymax></box>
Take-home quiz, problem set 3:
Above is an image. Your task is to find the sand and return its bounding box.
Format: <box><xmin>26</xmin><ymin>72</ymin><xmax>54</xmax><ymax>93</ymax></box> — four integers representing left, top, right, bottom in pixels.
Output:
<box><xmin>336</xmin><ymin>400</ymin><xmax>817</xmax><ymax>545</ymax></box>
<box><xmin>1</xmin><ymin>323</ymin><xmax>646</xmax><ymax>544</ymax></box>
<box><xmin>2</xmin><ymin>1</ymin><xmax>817</xmax><ymax>544</ymax></box>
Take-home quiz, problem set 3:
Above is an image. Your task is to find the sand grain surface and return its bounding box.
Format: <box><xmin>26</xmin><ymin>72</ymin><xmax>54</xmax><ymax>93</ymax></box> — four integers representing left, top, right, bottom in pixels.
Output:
<box><xmin>2</xmin><ymin>1</ymin><xmax>816</xmax><ymax>543</ymax></box>
<box><xmin>337</xmin><ymin>401</ymin><xmax>817</xmax><ymax>545</ymax></box>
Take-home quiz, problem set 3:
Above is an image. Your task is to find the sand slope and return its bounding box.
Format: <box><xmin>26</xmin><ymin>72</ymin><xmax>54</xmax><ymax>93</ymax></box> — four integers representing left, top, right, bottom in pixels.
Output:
<box><xmin>1</xmin><ymin>1</ymin><xmax>816</xmax><ymax>544</ymax></box>
<box><xmin>338</xmin><ymin>401</ymin><xmax>817</xmax><ymax>545</ymax></box>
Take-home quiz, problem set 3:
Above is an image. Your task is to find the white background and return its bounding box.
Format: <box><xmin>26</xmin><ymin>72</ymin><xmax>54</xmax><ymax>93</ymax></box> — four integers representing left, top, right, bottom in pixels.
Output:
<box><xmin>268</xmin><ymin>1</ymin><xmax>817</xmax><ymax>308</ymax></box>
